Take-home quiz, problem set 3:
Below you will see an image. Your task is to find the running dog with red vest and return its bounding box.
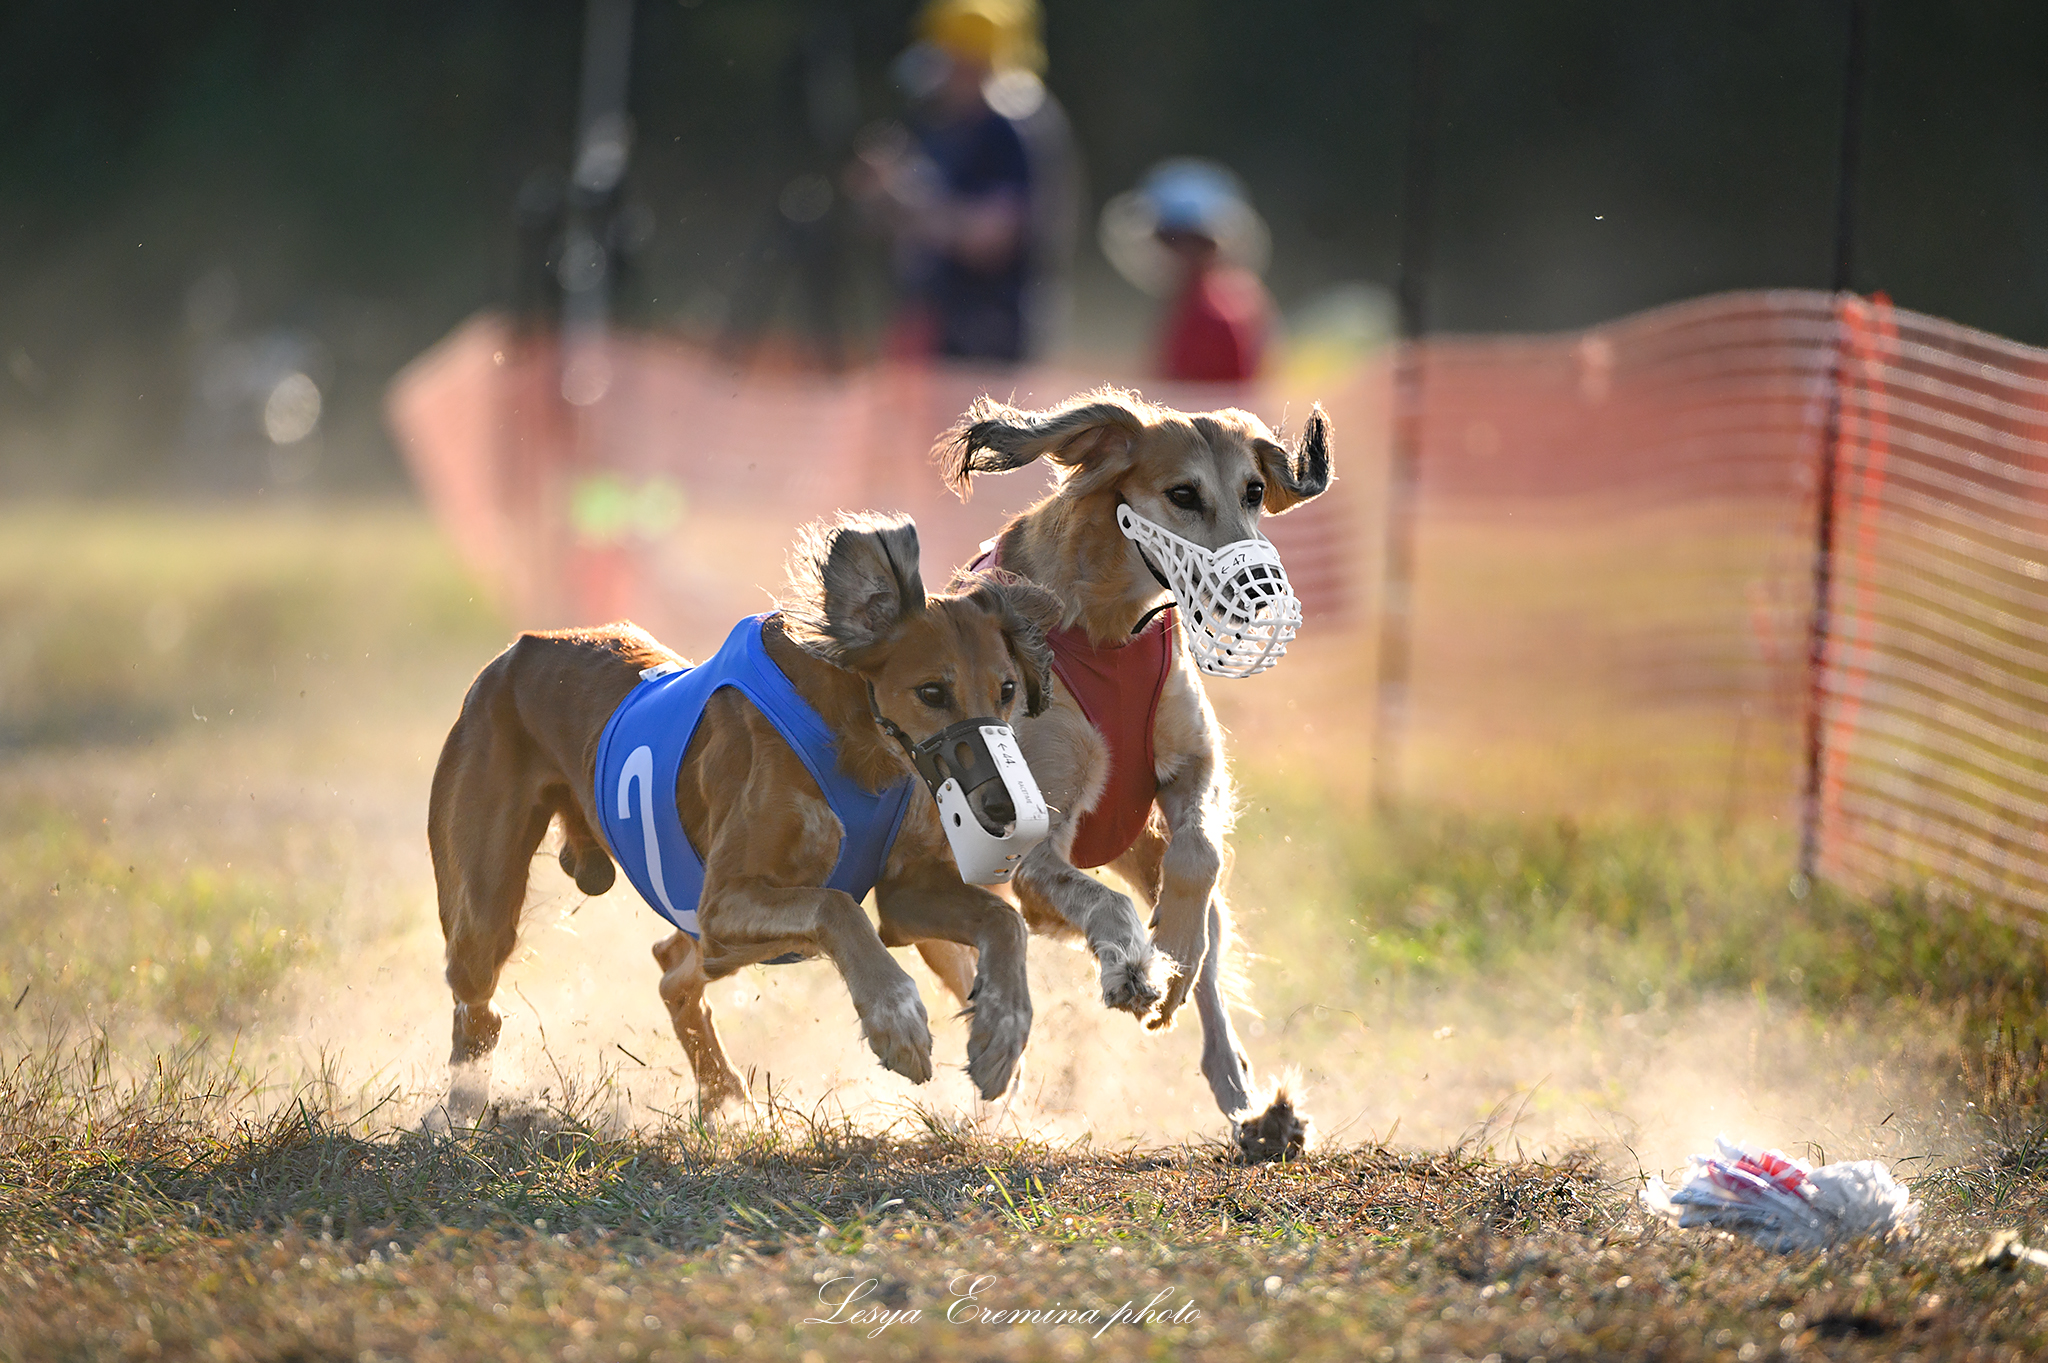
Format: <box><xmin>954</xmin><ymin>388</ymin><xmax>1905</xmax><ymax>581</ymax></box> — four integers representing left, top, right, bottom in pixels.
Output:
<box><xmin>934</xmin><ymin>387</ymin><xmax>1331</xmax><ymax>1159</ymax></box>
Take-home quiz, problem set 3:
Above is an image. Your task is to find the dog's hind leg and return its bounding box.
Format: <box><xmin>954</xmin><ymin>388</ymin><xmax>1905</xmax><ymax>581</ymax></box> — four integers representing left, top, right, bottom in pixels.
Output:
<box><xmin>913</xmin><ymin>941</ymin><xmax>979</xmax><ymax>1009</ymax></box>
<box><xmin>1121</xmin><ymin>798</ymin><xmax>1304</xmax><ymax>1157</ymax></box>
<box><xmin>552</xmin><ymin>795</ymin><xmax>617</xmax><ymax>896</ymax></box>
<box><xmin>652</xmin><ymin>931</ymin><xmax>748</xmax><ymax>1114</ymax></box>
<box><xmin>1204</xmin><ymin>901</ymin><xmax>1313</xmax><ymax>1163</ymax></box>
<box><xmin>428</xmin><ymin>686</ymin><xmax>554</xmax><ymax>1128</ymax></box>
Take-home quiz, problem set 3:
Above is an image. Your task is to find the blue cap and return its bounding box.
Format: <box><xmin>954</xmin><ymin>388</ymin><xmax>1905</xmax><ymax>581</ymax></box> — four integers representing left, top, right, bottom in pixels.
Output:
<box><xmin>1143</xmin><ymin>159</ymin><xmax>1250</xmax><ymax>238</ymax></box>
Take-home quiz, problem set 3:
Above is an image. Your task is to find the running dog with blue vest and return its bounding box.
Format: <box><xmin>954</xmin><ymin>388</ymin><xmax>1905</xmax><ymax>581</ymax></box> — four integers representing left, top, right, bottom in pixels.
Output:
<box><xmin>427</xmin><ymin>513</ymin><xmax>1060</xmax><ymax>1122</ymax></box>
<box><xmin>936</xmin><ymin>388</ymin><xmax>1332</xmax><ymax>1162</ymax></box>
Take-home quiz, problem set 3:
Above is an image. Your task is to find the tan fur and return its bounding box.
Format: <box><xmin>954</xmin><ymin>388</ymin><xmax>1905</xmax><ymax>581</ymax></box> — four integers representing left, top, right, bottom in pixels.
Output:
<box><xmin>935</xmin><ymin>388</ymin><xmax>1331</xmax><ymax>1157</ymax></box>
<box><xmin>428</xmin><ymin>515</ymin><xmax>1056</xmax><ymax>1125</ymax></box>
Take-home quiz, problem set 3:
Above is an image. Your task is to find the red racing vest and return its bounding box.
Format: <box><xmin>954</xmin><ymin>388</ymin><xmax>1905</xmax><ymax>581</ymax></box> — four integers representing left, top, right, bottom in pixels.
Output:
<box><xmin>975</xmin><ymin>544</ymin><xmax>1176</xmax><ymax>868</ymax></box>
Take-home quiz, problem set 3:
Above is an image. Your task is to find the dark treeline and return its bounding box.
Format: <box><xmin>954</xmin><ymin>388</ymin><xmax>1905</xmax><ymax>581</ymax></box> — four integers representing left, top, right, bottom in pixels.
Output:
<box><xmin>3</xmin><ymin>0</ymin><xmax>2045</xmax><ymax>490</ymax></box>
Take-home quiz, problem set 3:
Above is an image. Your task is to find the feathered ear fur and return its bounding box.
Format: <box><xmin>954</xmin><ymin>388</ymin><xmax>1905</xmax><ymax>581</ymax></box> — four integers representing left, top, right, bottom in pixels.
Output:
<box><xmin>783</xmin><ymin>512</ymin><xmax>925</xmax><ymax>665</ymax></box>
<box><xmin>935</xmin><ymin>388</ymin><xmax>1152</xmax><ymax>501</ymax></box>
<box><xmin>1255</xmin><ymin>403</ymin><xmax>1334</xmax><ymax>514</ymax></box>
<box><xmin>952</xmin><ymin>567</ymin><xmax>1061</xmax><ymax>717</ymax></box>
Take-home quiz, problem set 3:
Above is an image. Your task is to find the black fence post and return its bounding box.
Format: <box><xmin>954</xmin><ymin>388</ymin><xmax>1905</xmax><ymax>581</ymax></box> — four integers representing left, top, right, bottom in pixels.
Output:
<box><xmin>1373</xmin><ymin>7</ymin><xmax>1441</xmax><ymax>815</ymax></box>
<box><xmin>1799</xmin><ymin>0</ymin><xmax>1870</xmax><ymax>887</ymax></box>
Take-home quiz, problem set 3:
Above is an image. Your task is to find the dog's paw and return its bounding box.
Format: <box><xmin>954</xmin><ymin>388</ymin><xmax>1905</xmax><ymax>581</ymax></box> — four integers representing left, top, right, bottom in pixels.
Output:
<box><xmin>1145</xmin><ymin>963</ymin><xmax>1198</xmax><ymax>1031</ymax></box>
<box><xmin>964</xmin><ymin>992</ymin><xmax>1032</xmax><ymax>1101</ymax></box>
<box><xmin>450</xmin><ymin>1001</ymin><xmax>503</xmax><ymax>1064</ymax></box>
<box><xmin>443</xmin><ymin>1062</ymin><xmax>491</xmax><ymax>1131</ymax></box>
<box><xmin>690</xmin><ymin>1078</ymin><xmax>756</xmax><ymax>1127</ymax></box>
<box><xmin>1233</xmin><ymin>1078</ymin><xmax>1313</xmax><ymax>1164</ymax></box>
<box><xmin>862</xmin><ymin>985</ymin><xmax>934</xmax><ymax>1085</ymax></box>
<box><xmin>1142</xmin><ymin>921</ymin><xmax>1207</xmax><ymax>1029</ymax></box>
<box><xmin>1099</xmin><ymin>943</ymin><xmax>1166</xmax><ymax>1017</ymax></box>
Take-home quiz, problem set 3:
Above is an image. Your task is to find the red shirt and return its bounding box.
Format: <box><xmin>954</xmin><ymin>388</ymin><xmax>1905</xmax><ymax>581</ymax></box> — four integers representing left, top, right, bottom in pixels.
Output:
<box><xmin>1160</xmin><ymin>265</ymin><xmax>1272</xmax><ymax>382</ymax></box>
<box><xmin>1039</xmin><ymin>612</ymin><xmax>1176</xmax><ymax>869</ymax></box>
<box><xmin>974</xmin><ymin>545</ymin><xmax>1177</xmax><ymax>869</ymax></box>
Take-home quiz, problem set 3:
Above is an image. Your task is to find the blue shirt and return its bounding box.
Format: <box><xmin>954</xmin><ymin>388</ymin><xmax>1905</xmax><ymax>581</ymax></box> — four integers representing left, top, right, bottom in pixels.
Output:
<box><xmin>912</xmin><ymin>105</ymin><xmax>1031</xmax><ymax>360</ymax></box>
<box><xmin>593</xmin><ymin>616</ymin><xmax>916</xmax><ymax>949</ymax></box>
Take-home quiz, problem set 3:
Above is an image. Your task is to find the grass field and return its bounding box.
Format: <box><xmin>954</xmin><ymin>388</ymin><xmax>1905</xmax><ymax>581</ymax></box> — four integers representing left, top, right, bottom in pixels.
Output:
<box><xmin>4</xmin><ymin>504</ymin><xmax>2048</xmax><ymax>1360</ymax></box>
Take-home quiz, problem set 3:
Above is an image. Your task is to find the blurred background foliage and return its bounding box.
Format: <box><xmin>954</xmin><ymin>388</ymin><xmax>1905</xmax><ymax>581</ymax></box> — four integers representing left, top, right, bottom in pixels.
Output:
<box><xmin>3</xmin><ymin>0</ymin><xmax>2047</xmax><ymax>493</ymax></box>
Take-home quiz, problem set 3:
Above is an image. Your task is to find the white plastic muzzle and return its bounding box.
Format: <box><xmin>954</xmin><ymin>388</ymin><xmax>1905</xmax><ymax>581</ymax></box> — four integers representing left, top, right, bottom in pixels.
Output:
<box><xmin>923</xmin><ymin>723</ymin><xmax>1051</xmax><ymax>884</ymax></box>
<box><xmin>868</xmin><ymin>684</ymin><xmax>1052</xmax><ymax>883</ymax></box>
<box><xmin>1116</xmin><ymin>502</ymin><xmax>1302</xmax><ymax>677</ymax></box>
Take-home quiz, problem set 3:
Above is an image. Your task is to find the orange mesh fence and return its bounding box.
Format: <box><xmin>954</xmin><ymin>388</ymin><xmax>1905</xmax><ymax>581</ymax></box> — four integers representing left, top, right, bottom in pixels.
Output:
<box><xmin>387</xmin><ymin>290</ymin><xmax>2048</xmax><ymax>929</ymax></box>
<box><xmin>1392</xmin><ymin>292</ymin><xmax>1834</xmax><ymax>820</ymax></box>
<box><xmin>1811</xmin><ymin>296</ymin><xmax>2048</xmax><ymax>925</ymax></box>
<box><xmin>386</xmin><ymin>319</ymin><xmax>1379</xmax><ymax>649</ymax></box>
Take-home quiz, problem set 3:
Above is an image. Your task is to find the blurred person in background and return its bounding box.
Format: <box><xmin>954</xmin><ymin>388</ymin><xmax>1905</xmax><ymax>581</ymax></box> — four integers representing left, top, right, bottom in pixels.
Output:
<box><xmin>1100</xmin><ymin>159</ymin><xmax>1274</xmax><ymax>383</ymax></box>
<box><xmin>849</xmin><ymin>0</ymin><xmax>1078</xmax><ymax>363</ymax></box>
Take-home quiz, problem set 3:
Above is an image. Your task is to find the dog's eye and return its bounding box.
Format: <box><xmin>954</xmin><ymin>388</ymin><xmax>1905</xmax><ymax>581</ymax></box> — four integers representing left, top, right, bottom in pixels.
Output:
<box><xmin>1166</xmin><ymin>485</ymin><xmax>1202</xmax><ymax>511</ymax></box>
<box><xmin>1000</xmin><ymin>679</ymin><xmax>1016</xmax><ymax>706</ymax></box>
<box><xmin>915</xmin><ymin>683</ymin><xmax>949</xmax><ymax>708</ymax></box>
<box><xmin>1245</xmin><ymin>481</ymin><xmax>1265</xmax><ymax>508</ymax></box>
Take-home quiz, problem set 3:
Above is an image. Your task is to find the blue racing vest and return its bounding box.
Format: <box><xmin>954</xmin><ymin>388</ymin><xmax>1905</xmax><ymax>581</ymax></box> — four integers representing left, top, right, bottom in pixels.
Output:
<box><xmin>593</xmin><ymin>615</ymin><xmax>916</xmax><ymax>947</ymax></box>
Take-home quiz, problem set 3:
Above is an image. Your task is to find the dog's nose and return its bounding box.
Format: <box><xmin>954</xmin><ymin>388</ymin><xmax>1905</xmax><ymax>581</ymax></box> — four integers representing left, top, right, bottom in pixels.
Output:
<box><xmin>972</xmin><ymin>783</ymin><xmax>1016</xmax><ymax>832</ymax></box>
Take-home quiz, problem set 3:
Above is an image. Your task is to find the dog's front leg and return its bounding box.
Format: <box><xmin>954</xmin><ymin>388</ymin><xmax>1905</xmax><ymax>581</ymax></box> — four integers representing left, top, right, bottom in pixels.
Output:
<box><xmin>877</xmin><ymin>874</ymin><xmax>1032</xmax><ymax>1100</ymax></box>
<box><xmin>1190</xmin><ymin>894</ymin><xmax>1255</xmax><ymax>1119</ymax></box>
<box><xmin>1012</xmin><ymin>844</ymin><xmax>1163</xmax><ymax>1017</ymax></box>
<box><xmin>1149</xmin><ymin>746</ymin><xmax>1228</xmax><ymax>1031</ymax></box>
<box><xmin>1108</xmin><ymin>821</ymin><xmax>1252</xmax><ymax>1119</ymax></box>
<box><xmin>698</xmin><ymin>880</ymin><xmax>933</xmax><ymax>1084</ymax></box>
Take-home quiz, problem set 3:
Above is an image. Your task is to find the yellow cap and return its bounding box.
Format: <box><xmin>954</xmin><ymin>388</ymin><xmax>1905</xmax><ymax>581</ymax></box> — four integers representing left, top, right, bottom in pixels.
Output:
<box><xmin>918</xmin><ymin>0</ymin><xmax>1045</xmax><ymax>73</ymax></box>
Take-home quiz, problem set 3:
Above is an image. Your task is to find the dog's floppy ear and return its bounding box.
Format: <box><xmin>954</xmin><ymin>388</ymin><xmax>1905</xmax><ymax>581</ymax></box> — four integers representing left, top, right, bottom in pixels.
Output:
<box><xmin>955</xmin><ymin>568</ymin><xmax>1061</xmax><ymax>718</ymax></box>
<box><xmin>936</xmin><ymin>388</ymin><xmax>1148</xmax><ymax>502</ymax></box>
<box><xmin>784</xmin><ymin>512</ymin><xmax>925</xmax><ymax>665</ymax></box>
<box><xmin>1255</xmin><ymin>403</ymin><xmax>1334</xmax><ymax>514</ymax></box>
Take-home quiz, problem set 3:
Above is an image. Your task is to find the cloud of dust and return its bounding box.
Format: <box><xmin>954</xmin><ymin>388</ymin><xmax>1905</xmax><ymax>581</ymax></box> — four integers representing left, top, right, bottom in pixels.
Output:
<box><xmin>71</xmin><ymin>672</ymin><xmax>1966</xmax><ymax>1186</ymax></box>
<box><xmin>279</xmin><ymin>798</ymin><xmax>1970</xmax><ymax>1184</ymax></box>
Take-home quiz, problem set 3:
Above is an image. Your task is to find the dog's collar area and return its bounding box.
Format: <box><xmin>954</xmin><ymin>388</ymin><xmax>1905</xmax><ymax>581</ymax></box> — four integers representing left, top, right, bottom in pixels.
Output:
<box><xmin>979</xmin><ymin>523</ymin><xmax>1168</xmax><ymax>639</ymax></box>
<box><xmin>865</xmin><ymin>680</ymin><xmax>919</xmax><ymax>760</ymax></box>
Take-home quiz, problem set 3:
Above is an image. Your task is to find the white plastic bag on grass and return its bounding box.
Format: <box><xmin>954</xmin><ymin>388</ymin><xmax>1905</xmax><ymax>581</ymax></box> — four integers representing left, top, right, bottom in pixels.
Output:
<box><xmin>1640</xmin><ymin>1136</ymin><xmax>1919</xmax><ymax>1253</ymax></box>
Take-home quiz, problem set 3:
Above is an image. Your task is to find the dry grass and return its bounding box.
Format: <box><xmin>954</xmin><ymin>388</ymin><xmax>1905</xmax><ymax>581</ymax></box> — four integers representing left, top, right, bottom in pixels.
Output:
<box><xmin>1</xmin><ymin>1035</ymin><xmax>2046</xmax><ymax>1362</ymax></box>
<box><xmin>5</xmin><ymin>502</ymin><xmax>2048</xmax><ymax>1360</ymax></box>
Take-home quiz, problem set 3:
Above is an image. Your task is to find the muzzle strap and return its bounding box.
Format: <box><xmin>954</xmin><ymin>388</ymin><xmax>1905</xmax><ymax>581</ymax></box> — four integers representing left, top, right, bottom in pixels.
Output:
<box><xmin>866</xmin><ymin>683</ymin><xmax>998</xmax><ymax>797</ymax></box>
<box><xmin>866</xmin><ymin>681</ymin><xmax>918</xmax><ymax>759</ymax></box>
<box><xmin>1121</xmin><ymin>519</ymin><xmax>1180</xmax><ymax>637</ymax></box>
